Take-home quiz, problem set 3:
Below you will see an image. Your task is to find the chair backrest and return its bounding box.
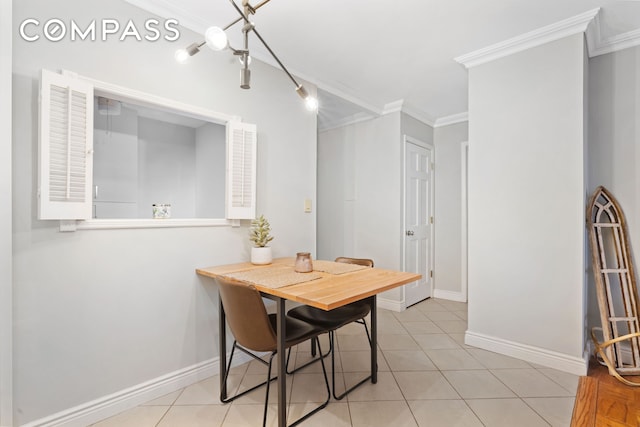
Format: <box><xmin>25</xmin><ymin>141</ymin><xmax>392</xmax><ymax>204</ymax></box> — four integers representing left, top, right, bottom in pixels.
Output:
<box><xmin>216</xmin><ymin>277</ymin><xmax>278</xmax><ymax>352</ymax></box>
<box><xmin>335</xmin><ymin>257</ymin><xmax>374</xmax><ymax>268</ymax></box>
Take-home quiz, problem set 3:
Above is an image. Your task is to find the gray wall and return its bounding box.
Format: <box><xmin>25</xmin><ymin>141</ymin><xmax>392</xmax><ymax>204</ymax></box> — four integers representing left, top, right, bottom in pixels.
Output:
<box><xmin>1</xmin><ymin>0</ymin><xmax>13</xmax><ymax>425</ymax></box>
<box><xmin>137</xmin><ymin>117</ymin><xmax>197</xmax><ymax>218</ymax></box>
<box><xmin>11</xmin><ymin>0</ymin><xmax>317</xmax><ymax>424</ymax></box>
<box><xmin>434</xmin><ymin>122</ymin><xmax>468</xmax><ymax>297</ymax></box>
<box><xmin>467</xmin><ymin>34</ymin><xmax>587</xmax><ymax>372</ymax></box>
<box><xmin>317</xmin><ymin>112</ymin><xmax>433</xmax><ymax>305</ymax></box>
<box><xmin>196</xmin><ymin>123</ymin><xmax>226</xmax><ymax>218</ymax></box>
<box><xmin>587</xmin><ymin>45</ymin><xmax>640</xmax><ymax>332</ymax></box>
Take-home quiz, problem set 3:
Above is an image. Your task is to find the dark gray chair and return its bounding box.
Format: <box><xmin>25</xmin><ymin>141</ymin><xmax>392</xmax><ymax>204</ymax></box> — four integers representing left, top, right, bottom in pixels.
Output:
<box><xmin>217</xmin><ymin>277</ymin><xmax>330</xmax><ymax>427</ymax></box>
<box><xmin>286</xmin><ymin>257</ymin><xmax>374</xmax><ymax>399</ymax></box>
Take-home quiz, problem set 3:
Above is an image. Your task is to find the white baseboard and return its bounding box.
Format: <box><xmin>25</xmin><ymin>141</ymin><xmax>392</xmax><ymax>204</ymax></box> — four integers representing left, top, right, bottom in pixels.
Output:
<box><xmin>433</xmin><ymin>289</ymin><xmax>466</xmax><ymax>302</ymax></box>
<box><xmin>465</xmin><ymin>330</ymin><xmax>588</xmax><ymax>376</ymax></box>
<box><xmin>20</xmin><ymin>353</ymin><xmax>252</xmax><ymax>427</ymax></box>
<box><xmin>377</xmin><ymin>297</ymin><xmax>404</xmax><ymax>312</ymax></box>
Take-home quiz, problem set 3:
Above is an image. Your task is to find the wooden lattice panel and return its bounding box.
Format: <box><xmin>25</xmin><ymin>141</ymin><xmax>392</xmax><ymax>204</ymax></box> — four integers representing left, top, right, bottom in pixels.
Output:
<box><xmin>587</xmin><ymin>186</ymin><xmax>640</xmax><ymax>385</ymax></box>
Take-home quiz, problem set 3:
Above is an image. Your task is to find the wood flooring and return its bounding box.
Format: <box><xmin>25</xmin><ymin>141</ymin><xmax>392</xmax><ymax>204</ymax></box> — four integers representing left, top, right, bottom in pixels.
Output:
<box><xmin>571</xmin><ymin>358</ymin><xmax>640</xmax><ymax>426</ymax></box>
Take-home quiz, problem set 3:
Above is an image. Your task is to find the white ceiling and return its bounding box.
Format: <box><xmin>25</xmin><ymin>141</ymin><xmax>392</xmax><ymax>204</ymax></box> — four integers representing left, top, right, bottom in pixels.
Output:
<box><xmin>127</xmin><ymin>0</ymin><xmax>640</xmax><ymax>129</ymax></box>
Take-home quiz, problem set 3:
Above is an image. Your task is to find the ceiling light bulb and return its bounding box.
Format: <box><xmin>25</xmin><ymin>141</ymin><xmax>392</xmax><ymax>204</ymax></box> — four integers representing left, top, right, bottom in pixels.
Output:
<box><xmin>205</xmin><ymin>26</ymin><xmax>229</xmax><ymax>51</ymax></box>
<box><xmin>174</xmin><ymin>48</ymin><xmax>189</xmax><ymax>63</ymax></box>
<box><xmin>305</xmin><ymin>96</ymin><xmax>319</xmax><ymax>111</ymax></box>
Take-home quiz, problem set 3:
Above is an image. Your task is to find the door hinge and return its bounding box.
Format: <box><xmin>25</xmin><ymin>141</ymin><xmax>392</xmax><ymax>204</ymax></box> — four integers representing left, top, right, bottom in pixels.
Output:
<box><xmin>430</xmin><ymin>270</ymin><xmax>433</xmax><ymax>278</ymax></box>
<box><xmin>430</xmin><ymin>216</ymin><xmax>434</xmax><ymax>224</ymax></box>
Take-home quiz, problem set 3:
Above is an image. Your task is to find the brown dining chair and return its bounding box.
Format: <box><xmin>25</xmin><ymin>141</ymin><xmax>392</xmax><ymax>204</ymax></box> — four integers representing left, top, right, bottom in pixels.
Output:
<box><xmin>286</xmin><ymin>257</ymin><xmax>374</xmax><ymax>400</ymax></box>
<box><xmin>216</xmin><ymin>277</ymin><xmax>330</xmax><ymax>427</ymax></box>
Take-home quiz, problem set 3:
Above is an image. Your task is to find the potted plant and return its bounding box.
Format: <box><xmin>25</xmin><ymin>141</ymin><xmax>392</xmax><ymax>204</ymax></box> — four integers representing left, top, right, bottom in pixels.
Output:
<box><xmin>249</xmin><ymin>214</ymin><xmax>274</xmax><ymax>265</ymax></box>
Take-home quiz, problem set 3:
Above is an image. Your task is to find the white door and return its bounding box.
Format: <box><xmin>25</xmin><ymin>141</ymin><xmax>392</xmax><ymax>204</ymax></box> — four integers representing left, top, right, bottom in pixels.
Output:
<box><xmin>404</xmin><ymin>137</ymin><xmax>434</xmax><ymax>306</ymax></box>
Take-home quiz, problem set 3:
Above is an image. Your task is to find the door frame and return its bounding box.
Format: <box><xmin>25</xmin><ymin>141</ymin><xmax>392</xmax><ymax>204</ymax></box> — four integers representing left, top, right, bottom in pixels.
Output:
<box><xmin>401</xmin><ymin>135</ymin><xmax>435</xmax><ymax>306</ymax></box>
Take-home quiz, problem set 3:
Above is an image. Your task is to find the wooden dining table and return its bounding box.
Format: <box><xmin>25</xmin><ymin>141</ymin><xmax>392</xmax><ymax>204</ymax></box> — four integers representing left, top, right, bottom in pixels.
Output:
<box><xmin>196</xmin><ymin>257</ymin><xmax>421</xmax><ymax>427</ymax></box>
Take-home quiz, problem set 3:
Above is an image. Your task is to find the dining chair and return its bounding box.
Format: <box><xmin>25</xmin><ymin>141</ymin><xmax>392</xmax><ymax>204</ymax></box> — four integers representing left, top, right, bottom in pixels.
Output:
<box><xmin>216</xmin><ymin>277</ymin><xmax>330</xmax><ymax>427</ymax></box>
<box><xmin>286</xmin><ymin>257</ymin><xmax>374</xmax><ymax>400</ymax></box>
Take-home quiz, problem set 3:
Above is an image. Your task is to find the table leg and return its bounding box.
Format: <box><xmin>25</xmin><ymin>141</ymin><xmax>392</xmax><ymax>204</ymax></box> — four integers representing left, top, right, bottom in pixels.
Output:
<box><xmin>219</xmin><ymin>292</ymin><xmax>227</xmax><ymax>400</ymax></box>
<box><xmin>371</xmin><ymin>295</ymin><xmax>377</xmax><ymax>384</ymax></box>
<box><xmin>276</xmin><ymin>297</ymin><xmax>287</xmax><ymax>427</ymax></box>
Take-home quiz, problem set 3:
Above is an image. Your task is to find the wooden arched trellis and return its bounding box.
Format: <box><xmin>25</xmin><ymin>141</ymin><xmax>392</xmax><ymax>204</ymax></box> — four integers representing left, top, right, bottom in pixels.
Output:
<box><xmin>587</xmin><ymin>186</ymin><xmax>640</xmax><ymax>386</ymax></box>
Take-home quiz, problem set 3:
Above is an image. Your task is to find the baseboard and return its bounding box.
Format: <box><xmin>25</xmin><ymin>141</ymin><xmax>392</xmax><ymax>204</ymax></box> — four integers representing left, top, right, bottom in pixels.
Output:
<box><xmin>465</xmin><ymin>330</ymin><xmax>588</xmax><ymax>376</ymax></box>
<box><xmin>20</xmin><ymin>352</ymin><xmax>253</xmax><ymax>427</ymax></box>
<box><xmin>377</xmin><ymin>297</ymin><xmax>404</xmax><ymax>312</ymax></box>
<box><xmin>433</xmin><ymin>289</ymin><xmax>466</xmax><ymax>302</ymax></box>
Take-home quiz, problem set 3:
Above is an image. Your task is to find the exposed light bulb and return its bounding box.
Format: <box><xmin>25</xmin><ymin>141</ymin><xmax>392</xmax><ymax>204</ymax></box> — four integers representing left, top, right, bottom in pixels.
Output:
<box><xmin>174</xmin><ymin>48</ymin><xmax>189</xmax><ymax>63</ymax></box>
<box><xmin>295</xmin><ymin>85</ymin><xmax>318</xmax><ymax>111</ymax></box>
<box><xmin>205</xmin><ymin>26</ymin><xmax>229</xmax><ymax>51</ymax></box>
<box><xmin>305</xmin><ymin>96</ymin><xmax>319</xmax><ymax>112</ymax></box>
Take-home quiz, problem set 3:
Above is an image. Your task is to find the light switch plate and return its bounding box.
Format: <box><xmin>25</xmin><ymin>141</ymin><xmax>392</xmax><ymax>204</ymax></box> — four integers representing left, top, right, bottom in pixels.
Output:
<box><xmin>304</xmin><ymin>199</ymin><xmax>312</xmax><ymax>213</ymax></box>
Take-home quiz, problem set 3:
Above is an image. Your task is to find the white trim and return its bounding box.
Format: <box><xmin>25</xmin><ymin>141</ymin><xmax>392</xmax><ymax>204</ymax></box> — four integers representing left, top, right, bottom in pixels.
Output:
<box><xmin>314</xmin><ymin>86</ymin><xmax>382</xmax><ymax>119</ymax></box>
<box><xmin>51</xmin><ymin>70</ymin><xmax>242</xmax><ymax>227</ymax></box>
<box><xmin>585</xmin><ymin>11</ymin><xmax>640</xmax><ymax>57</ymax></box>
<box><xmin>318</xmin><ymin>112</ymin><xmax>376</xmax><ymax>133</ymax></box>
<box><xmin>589</xmin><ymin>27</ymin><xmax>640</xmax><ymax>58</ymax></box>
<box><xmin>465</xmin><ymin>330</ymin><xmax>588</xmax><ymax>376</ymax></box>
<box><xmin>69</xmin><ymin>71</ymin><xmax>239</xmax><ymax>125</ymax></box>
<box><xmin>20</xmin><ymin>353</ymin><xmax>252</xmax><ymax>427</ymax></box>
<box><xmin>434</xmin><ymin>112</ymin><xmax>468</xmax><ymax>128</ymax></box>
<box><xmin>383</xmin><ymin>100</ymin><xmax>404</xmax><ymax>115</ymax></box>
<box><xmin>455</xmin><ymin>8</ymin><xmax>600</xmax><ymax>68</ymax></box>
<box><xmin>460</xmin><ymin>141</ymin><xmax>469</xmax><ymax>303</ymax></box>
<box><xmin>433</xmin><ymin>289</ymin><xmax>466</xmax><ymax>303</ymax></box>
<box><xmin>75</xmin><ymin>218</ymin><xmax>240</xmax><ymax>230</ymax></box>
<box><xmin>383</xmin><ymin>100</ymin><xmax>435</xmax><ymax>127</ymax></box>
<box><xmin>0</xmin><ymin>0</ymin><xmax>12</xmax><ymax>424</ymax></box>
<box><xmin>377</xmin><ymin>297</ymin><xmax>404</xmax><ymax>313</ymax></box>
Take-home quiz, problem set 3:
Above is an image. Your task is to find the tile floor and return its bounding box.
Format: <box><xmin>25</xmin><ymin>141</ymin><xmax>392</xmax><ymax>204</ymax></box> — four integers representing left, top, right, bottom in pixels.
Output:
<box><xmin>92</xmin><ymin>298</ymin><xmax>579</xmax><ymax>426</ymax></box>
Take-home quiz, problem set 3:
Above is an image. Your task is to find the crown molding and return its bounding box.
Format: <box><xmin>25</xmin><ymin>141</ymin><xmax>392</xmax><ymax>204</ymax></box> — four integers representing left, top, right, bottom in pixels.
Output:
<box><xmin>383</xmin><ymin>100</ymin><xmax>436</xmax><ymax>127</ymax></box>
<box><xmin>588</xmin><ymin>27</ymin><xmax>640</xmax><ymax>57</ymax></box>
<box><xmin>434</xmin><ymin>112</ymin><xmax>469</xmax><ymax>128</ymax></box>
<box><xmin>455</xmin><ymin>8</ymin><xmax>600</xmax><ymax>68</ymax></box>
<box><xmin>318</xmin><ymin>112</ymin><xmax>376</xmax><ymax>133</ymax></box>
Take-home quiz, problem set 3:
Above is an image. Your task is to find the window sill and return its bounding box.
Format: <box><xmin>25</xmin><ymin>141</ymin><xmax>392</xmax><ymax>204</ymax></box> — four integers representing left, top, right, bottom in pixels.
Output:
<box><xmin>70</xmin><ymin>218</ymin><xmax>240</xmax><ymax>231</ymax></box>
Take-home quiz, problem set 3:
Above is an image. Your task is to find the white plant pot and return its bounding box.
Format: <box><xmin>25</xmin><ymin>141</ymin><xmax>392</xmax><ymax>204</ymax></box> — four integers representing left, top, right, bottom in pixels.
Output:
<box><xmin>251</xmin><ymin>246</ymin><xmax>273</xmax><ymax>265</ymax></box>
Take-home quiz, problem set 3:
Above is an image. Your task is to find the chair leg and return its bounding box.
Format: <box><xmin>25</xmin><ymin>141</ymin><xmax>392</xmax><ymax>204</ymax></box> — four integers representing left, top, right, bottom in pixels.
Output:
<box><xmin>358</xmin><ymin>318</ymin><xmax>372</xmax><ymax>345</ymax></box>
<box><xmin>288</xmin><ymin>337</ymin><xmax>331</xmax><ymax>426</ymax></box>
<box><xmin>263</xmin><ymin>353</ymin><xmax>276</xmax><ymax>427</ymax></box>
<box><xmin>332</xmin><ymin>322</ymin><xmax>376</xmax><ymax>400</ymax></box>
<box><xmin>220</xmin><ymin>342</ymin><xmax>277</xmax><ymax>404</ymax></box>
<box><xmin>285</xmin><ymin>333</ymin><xmax>331</xmax><ymax>375</ymax></box>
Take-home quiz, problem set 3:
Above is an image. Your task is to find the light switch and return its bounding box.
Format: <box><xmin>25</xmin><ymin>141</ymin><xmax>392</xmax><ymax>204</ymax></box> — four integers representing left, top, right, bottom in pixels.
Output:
<box><xmin>304</xmin><ymin>199</ymin><xmax>312</xmax><ymax>213</ymax></box>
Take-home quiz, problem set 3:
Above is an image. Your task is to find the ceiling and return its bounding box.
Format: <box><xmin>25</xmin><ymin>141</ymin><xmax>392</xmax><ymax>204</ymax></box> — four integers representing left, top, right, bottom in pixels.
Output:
<box><xmin>126</xmin><ymin>0</ymin><xmax>640</xmax><ymax>129</ymax></box>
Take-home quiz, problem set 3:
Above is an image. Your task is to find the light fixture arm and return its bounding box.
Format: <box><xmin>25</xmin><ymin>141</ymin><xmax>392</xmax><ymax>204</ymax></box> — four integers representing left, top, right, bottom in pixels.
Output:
<box><xmin>176</xmin><ymin>0</ymin><xmax>316</xmax><ymax>110</ymax></box>
<box><xmin>228</xmin><ymin>0</ymin><xmax>302</xmax><ymax>88</ymax></box>
<box><xmin>222</xmin><ymin>0</ymin><xmax>271</xmax><ymax>31</ymax></box>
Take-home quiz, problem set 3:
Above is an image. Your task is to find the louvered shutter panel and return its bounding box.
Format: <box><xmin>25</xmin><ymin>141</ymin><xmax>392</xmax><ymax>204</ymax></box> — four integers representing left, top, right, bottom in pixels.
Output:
<box><xmin>226</xmin><ymin>121</ymin><xmax>257</xmax><ymax>219</ymax></box>
<box><xmin>39</xmin><ymin>69</ymin><xmax>93</xmax><ymax>220</ymax></box>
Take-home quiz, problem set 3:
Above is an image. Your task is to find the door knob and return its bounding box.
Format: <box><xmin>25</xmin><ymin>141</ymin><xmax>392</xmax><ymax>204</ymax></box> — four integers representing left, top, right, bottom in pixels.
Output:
<box><xmin>406</xmin><ymin>230</ymin><xmax>414</xmax><ymax>236</ymax></box>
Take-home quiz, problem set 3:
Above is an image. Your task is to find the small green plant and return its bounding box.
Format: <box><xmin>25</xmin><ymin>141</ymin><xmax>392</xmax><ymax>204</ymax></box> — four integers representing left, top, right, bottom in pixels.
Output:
<box><xmin>249</xmin><ymin>214</ymin><xmax>274</xmax><ymax>248</ymax></box>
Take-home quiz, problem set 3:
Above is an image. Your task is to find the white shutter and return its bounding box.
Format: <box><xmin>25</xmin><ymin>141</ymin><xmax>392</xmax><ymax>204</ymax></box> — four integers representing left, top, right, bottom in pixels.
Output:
<box><xmin>39</xmin><ymin>69</ymin><xmax>93</xmax><ymax>220</ymax></box>
<box><xmin>226</xmin><ymin>121</ymin><xmax>257</xmax><ymax>219</ymax></box>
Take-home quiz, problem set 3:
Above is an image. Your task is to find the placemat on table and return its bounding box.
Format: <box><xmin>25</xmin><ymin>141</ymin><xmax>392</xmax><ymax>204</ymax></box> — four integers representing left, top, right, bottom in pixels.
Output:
<box><xmin>312</xmin><ymin>260</ymin><xmax>369</xmax><ymax>275</ymax></box>
<box><xmin>224</xmin><ymin>266</ymin><xmax>322</xmax><ymax>289</ymax></box>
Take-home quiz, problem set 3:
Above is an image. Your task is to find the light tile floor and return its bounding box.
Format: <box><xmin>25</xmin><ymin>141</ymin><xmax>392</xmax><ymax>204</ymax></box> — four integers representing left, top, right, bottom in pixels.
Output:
<box><xmin>92</xmin><ymin>298</ymin><xmax>578</xmax><ymax>426</ymax></box>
